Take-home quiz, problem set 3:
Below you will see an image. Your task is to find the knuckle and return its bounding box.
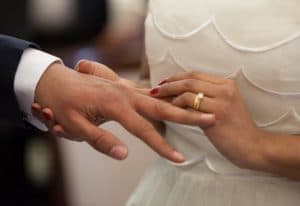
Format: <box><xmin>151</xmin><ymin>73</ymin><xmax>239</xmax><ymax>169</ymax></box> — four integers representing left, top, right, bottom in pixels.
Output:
<box><xmin>104</xmin><ymin>92</ymin><xmax>127</xmax><ymax>112</ymax></box>
<box><xmin>215</xmin><ymin>102</ymin><xmax>231</xmax><ymax>120</ymax></box>
<box><xmin>182</xmin><ymin>93</ymin><xmax>192</xmax><ymax>104</ymax></box>
<box><xmin>182</xmin><ymin>92</ymin><xmax>190</xmax><ymax>99</ymax></box>
<box><xmin>141</xmin><ymin>125</ymin><xmax>156</xmax><ymax>142</ymax></box>
<box><xmin>183</xmin><ymin>79</ymin><xmax>196</xmax><ymax>91</ymax></box>
<box><xmin>90</xmin><ymin>132</ymin><xmax>106</xmax><ymax>150</ymax></box>
<box><xmin>188</xmin><ymin>71</ymin><xmax>201</xmax><ymax>79</ymax></box>
<box><xmin>114</xmin><ymin>81</ymin><xmax>127</xmax><ymax>91</ymax></box>
<box><xmin>154</xmin><ymin>101</ymin><xmax>167</xmax><ymax>117</ymax></box>
<box><xmin>106</xmin><ymin>83</ymin><xmax>128</xmax><ymax>100</ymax></box>
<box><xmin>222</xmin><ymin>80</ymin><xmax>237</xmax><ymax>100</ymax></box>
<box><xmin>172</xmin><ymin>97</ymin><xmax>180</xmax><ymax>106</ymax></box>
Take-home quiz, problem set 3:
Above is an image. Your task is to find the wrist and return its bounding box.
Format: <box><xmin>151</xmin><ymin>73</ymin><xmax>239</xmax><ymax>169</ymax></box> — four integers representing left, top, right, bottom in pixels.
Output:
<box><xmin>35</xmin><ymin>62</ymin><xmax>72</xmax><ymax>106</ymax></box>
<box><xmin>241</xmin><ymin>129</ymin><xmax>275</xmax><ymax>172</ymax></box>
<box><xmin>236</xmin><ymin>128</ymin><xmax>269</xmax><ymax>170</ymax></box>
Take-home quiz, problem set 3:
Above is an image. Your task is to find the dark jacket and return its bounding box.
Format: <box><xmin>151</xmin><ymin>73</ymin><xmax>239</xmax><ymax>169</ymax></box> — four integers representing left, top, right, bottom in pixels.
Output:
<box><xmin>0</xmin><ymin>34</ymin><xmax>38</xmax><ymax>131</ymax></box>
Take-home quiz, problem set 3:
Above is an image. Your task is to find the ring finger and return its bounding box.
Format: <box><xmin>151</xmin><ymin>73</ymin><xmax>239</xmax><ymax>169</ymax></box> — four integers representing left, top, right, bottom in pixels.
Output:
<box><xmin>172</xmin><ymin>92</ymin><xmax>216</xmax><ymax>113</ymax></box>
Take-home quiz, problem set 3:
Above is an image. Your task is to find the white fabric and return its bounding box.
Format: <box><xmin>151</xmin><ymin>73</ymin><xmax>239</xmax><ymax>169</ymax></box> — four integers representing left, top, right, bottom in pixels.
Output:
<box><xmin>127</xmin><ymin>0</ymin><xmax>300</xmax><ymax>205</ymax></box>
<box><xmin>14</xmin><ymin>48</ymin><xmax>61</xmax><ymax>131</ymax></box>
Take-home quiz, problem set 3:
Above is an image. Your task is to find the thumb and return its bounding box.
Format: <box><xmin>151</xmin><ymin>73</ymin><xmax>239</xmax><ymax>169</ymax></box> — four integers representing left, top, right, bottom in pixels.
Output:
<box><xmin>75</xmin><ymin>60</ymin><xmax>120</xmax><ymax>81</ymax></box>
<box><xmin>68</xmin><ymin>113</ymin><xmax>128</xmax><ymax>160</ymax></box>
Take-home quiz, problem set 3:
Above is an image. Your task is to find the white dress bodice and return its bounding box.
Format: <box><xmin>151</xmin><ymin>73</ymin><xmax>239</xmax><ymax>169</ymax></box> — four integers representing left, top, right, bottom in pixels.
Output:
<box><xmin>145</xmin><ymin>0</ymin><xmax>300</xmax><ymax>175</ymax></box>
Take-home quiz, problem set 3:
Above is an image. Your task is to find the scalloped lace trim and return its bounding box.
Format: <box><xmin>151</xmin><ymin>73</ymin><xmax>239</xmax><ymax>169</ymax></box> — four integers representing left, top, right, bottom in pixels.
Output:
<box><xmin>168</xmin><ymin>155</ymin><xmax>275</xmax><ymax>177</ymax></box>
<box><xmin>149</xmin><ymin>12</ymin><xmax>300</xmax><ymax>53</ymax></box>
<box><xmin>150</xmin><ymin>52</ymin><xmax>300</xmax><ymax>128</ymax></box>
<box><xmin>259</xmin><ymin>108</ymin><xmax>300</xmax><ymax>128</ymax></box>
<box><xmin>149</xmin><ymin>52</ymin><xmax>300</xmax><ymax>96</ymax></box>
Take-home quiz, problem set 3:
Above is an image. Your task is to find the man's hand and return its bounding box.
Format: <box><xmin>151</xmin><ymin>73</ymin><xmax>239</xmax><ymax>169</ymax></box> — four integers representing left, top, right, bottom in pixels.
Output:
<box><xmin>33</xmin><ymin>62</ymin><xmax>215</xmax><ymax>162</ymax></box>
<box><xmin>74</xmin><ymin>60</ymin><xmax>140</xmax><ymax>89</ymax></box>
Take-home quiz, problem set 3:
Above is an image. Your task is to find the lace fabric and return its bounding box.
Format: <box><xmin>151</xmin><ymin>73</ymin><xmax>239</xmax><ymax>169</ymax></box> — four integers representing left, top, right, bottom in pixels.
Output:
<box><xmin>127</xmin><ymin>0</ymin><xmax>300</xmax><ymax>205</ymax></box>
<box><xmin>146</xmin><ymin>1</ymin><xmax>300</xmax><ymax>132</ymax></box>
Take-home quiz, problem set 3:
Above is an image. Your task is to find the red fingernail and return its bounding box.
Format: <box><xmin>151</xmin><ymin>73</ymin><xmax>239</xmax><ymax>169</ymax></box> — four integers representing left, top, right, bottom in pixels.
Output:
<box><xmin>150</xmin><ymin>87</ymin><xmax>160</xmax><ymax>95</ymax></box>
<box><xmin>158</xmin><ymin>78</ymin><xmax>168</xmax><ymax>86</ymax></box>
<box><xmin>43</xmin><ymin>111</ymin><xmax>51</xmax><ymax>121</ymax></box>
<box><xmin>31</xmin><ymin>105</ymin><xmax>39</xmax><ymax>113</ymax></box>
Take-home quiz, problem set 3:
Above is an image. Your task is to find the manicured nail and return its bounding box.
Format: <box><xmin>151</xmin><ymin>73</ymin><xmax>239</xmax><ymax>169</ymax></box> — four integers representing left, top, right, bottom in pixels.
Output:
<box><xmin>172</xmin><ymin>151</ymin><xmax>185</xmax><ymax>162</ymax></box>
<box><xmin>150</xmin><ymin>86</ymin><xmax>160</xmax><ymax>95</ymax></box>
<box><xmin>110</xmin><ymin>145</ymin><xmax>128</xmax><ymax>160</ymax></box>
<box><xmin>43</xmin><ymin>111</ymin><xmax>51</xmax><ymax>121</ymax></box>
<box><xmin>158</xmin><ymin>78</ymin><xmax>168</xmax><ymax>86</ymax></box>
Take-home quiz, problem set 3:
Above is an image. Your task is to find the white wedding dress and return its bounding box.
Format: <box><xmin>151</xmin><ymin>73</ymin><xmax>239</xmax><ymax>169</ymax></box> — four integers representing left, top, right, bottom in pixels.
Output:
<box><xmin>127</xmin><ymin>0</ymin><xmax>300</xmax><ymax>205</ymax></box>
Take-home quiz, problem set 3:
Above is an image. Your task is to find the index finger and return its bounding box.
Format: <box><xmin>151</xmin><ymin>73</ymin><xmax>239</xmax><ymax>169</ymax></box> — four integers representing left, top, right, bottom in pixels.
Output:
<box><xmin>167</xmin><ymin>72</ymin><xmax>226</xmax><ymax>85</ymax></box>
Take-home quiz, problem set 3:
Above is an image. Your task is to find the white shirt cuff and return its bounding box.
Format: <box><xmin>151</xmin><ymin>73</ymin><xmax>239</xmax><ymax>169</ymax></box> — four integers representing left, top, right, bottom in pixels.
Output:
<box><xmin>14</xmin><ymin>48</ymin><xmax>62</xmax><ymax>131</ymax></box>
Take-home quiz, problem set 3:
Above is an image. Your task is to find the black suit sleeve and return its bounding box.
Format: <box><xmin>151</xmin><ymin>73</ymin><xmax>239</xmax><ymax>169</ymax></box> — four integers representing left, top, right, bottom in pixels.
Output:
<box><xmin>0</xmin><ymin>34</ymin><xmax>38</xmax><ymax>124</ymax></box>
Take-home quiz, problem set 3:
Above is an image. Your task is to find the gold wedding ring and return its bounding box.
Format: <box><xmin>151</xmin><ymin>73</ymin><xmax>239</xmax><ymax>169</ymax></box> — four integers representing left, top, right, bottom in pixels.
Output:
<box><xmin>193</xmin><ymin>93</ymin><xmax>204</xmax><ymax>111</ymax></box>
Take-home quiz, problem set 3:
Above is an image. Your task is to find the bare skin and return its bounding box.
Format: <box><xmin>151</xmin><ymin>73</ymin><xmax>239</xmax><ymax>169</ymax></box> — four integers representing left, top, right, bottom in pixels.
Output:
<box><xmin>33</xmin><ymin>61</ymin><xmax>215</xmax><ymax>162</ymax></box>
<box><xmin>34</xmin><ymin>62</ymin><xmax>300</xmax><ymax>180</ymax></box>
<box><xmin>149</xmin><ymin>72</ymin><xmax>300</xmax><ymax>180</ymax></box>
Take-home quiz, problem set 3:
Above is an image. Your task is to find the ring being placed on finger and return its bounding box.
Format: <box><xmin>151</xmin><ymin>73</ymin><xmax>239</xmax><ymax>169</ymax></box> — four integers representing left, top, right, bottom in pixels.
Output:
<box><xmin>193</xmin><ymin>93</ymin><xmax>204</xmax><ymax>111</ymax></box>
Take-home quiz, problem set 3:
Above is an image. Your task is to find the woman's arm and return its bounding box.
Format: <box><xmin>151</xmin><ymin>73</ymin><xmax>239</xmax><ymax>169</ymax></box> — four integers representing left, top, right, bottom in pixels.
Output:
<box><xmin>252</xmin><ymin>132</ymin><xmax>300</xmax><ymax>180</ymax></box>
<box><xmin>149</xmin><ymin>71</ymin><xmax>300</xmax><ymax>180</ymax></box>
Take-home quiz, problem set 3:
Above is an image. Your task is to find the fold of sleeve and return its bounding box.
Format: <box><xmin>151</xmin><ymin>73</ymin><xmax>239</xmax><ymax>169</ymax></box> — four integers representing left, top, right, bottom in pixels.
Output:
<box><xmin>14</xmin><ymin>48</ymin><xmax>61</xmax><ymax>131</ymax></box>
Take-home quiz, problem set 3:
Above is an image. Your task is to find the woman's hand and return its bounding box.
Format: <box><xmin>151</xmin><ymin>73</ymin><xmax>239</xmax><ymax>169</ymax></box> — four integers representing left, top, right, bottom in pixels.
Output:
<box><xmin>150</xmin><ymin>72</ymin><xmax>266</xmax><ymax>169</ymax></box>
<box><xmin>150</xmin><ymin>72</ymin><xmax>300</xmax><ymax>180</ymax></box>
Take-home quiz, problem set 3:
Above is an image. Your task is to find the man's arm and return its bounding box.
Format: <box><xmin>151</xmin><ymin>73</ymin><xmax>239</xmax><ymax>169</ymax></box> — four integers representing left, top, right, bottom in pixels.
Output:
<box><xmin>0</xmin><ymin>35</ymin><xmax>214</xmax><ymax>162</ymax></box>
<box><xmin>0</xmin><ymin>34</ymin><xmax>59</xmax><ymax>130</ymax></box>
<box><xmin>0</xmin><ymin>35</ymin><xmax>37</xmax><ymax>123</ymax></box>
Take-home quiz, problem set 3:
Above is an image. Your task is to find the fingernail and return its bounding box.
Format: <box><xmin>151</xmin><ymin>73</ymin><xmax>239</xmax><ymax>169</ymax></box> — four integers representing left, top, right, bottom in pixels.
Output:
<box><xmin>199</xmin><ymin>113</ymin><xmax>216</xmax><ymax>129</ymax></box>
<box><xmin>158</xmin><ymin>78</ymin><xmax>168</xmax><ymax>86</ymax></box>
<box><xmin>43</xmin><ymin>111</ymin><xmax>51</xmax><ymax>121</ymax></box>
<box><xmin>110</xmin><ymin>145</ymin><xmax>128</xmax><ymax>160</ymax></box>
<box><xmin>75</xmin><ymin>59</ymin><xmax>89</xmax><ymax>70</ymax></box>
<box><xmin>201</xmin><ymin>113</ymin><xmax>215</xmax><ymax>121</ymax></box>
<box><xmin>79</xmin><ymin>60</ymin><xmax>90</xmax><ymax>68</ymax></box>
<box><xmin>150</xmin><ymin>86</ymin><xmax>160</xmax><ymax>95</ymax></box>
<box><xmin>172</xmin><ymin>151</ymin><xmax>185</xmax><ymax>162</ymax></box>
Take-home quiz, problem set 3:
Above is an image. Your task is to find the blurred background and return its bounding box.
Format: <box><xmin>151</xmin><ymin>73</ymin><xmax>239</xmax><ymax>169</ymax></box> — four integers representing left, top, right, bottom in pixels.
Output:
<box><xmin>0</xmin><ymin>0</ymin><xmax>158</xmax><ymax>205</ymax></box>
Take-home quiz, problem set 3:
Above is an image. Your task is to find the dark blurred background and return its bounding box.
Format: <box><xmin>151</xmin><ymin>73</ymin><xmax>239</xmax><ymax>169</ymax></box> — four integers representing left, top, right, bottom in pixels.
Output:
<box><xmin>0</xmin><ymin>0</ymin><xmax>148</xmax><ymax>205</ymax></box>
